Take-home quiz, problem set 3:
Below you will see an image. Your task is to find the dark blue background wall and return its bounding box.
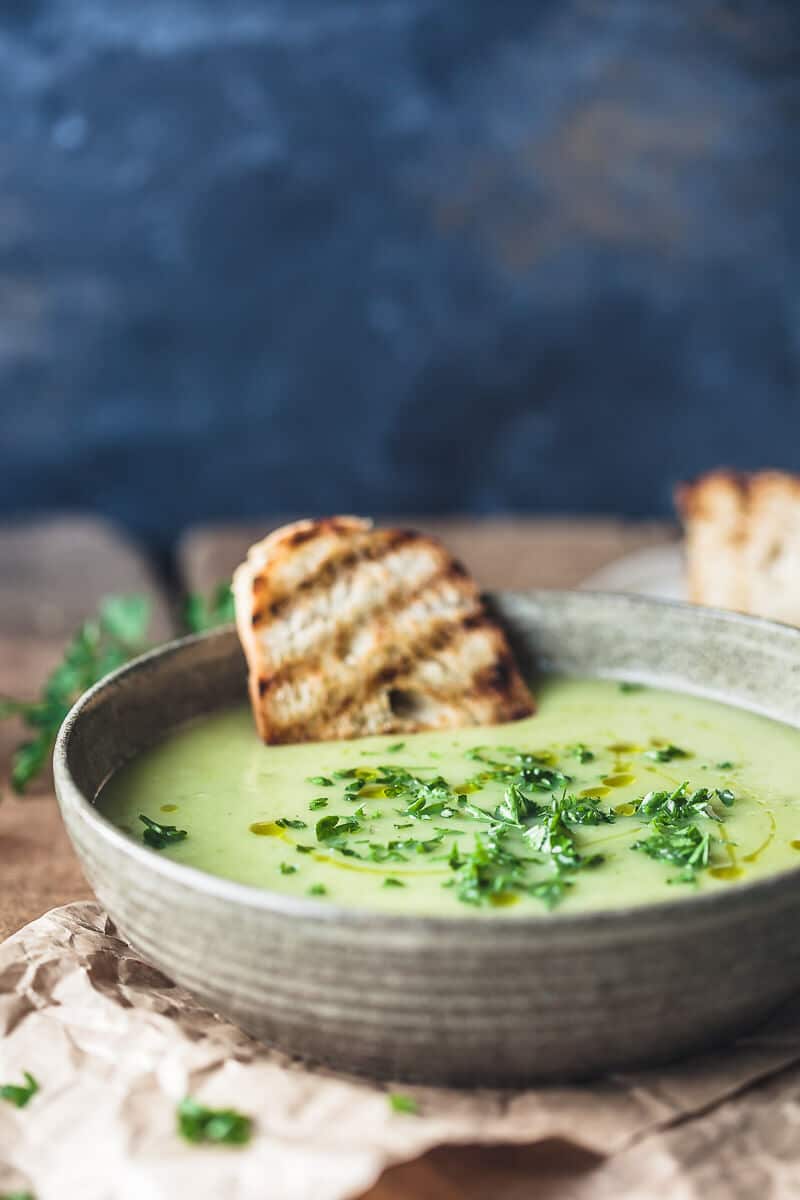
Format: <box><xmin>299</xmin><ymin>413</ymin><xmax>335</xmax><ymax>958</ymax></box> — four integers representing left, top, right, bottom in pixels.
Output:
<box><xmin>1</xmin><ymin>1</ymin><xmax>798</xmax><ymax>549</ymax></box>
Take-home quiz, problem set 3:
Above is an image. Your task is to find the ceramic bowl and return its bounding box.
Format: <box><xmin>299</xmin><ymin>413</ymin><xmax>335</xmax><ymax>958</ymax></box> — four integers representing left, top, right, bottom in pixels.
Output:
<box><xmin>54</xmin><ymin>591</ymin><xmax>800</xmax><ymax>1086</ymax></box>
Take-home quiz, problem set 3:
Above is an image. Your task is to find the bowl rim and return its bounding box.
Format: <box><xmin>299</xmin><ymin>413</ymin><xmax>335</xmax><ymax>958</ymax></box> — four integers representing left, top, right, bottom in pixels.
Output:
<box><xmin>53</xmin><ymin>588</ymin><xmax>800</xmax><ymax>936</ymax></box>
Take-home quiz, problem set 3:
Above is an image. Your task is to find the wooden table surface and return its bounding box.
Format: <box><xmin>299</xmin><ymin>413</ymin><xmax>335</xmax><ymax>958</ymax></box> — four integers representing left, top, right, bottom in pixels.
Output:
<box><xmin>0</xmin><ymin>513</ymin><xmax>677</xmax><ymax>1199</ymax></box>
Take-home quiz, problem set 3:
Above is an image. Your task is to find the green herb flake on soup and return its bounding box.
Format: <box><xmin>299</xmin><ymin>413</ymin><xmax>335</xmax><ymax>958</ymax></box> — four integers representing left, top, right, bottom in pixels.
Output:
<box><xmin>97</xmin><ymin>678</ymin><xmax>800</xmax><ymax>916</ymax></box>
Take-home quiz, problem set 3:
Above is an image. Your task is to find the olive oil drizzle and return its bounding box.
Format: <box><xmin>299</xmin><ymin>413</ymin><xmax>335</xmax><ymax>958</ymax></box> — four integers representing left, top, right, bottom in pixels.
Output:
<box><xmin>742</xmin><ymin>811</ymin><xmax>776</xmax><ymax>864</ymax></box>
<box><xmin>710</xmin><ymin>825</ymin><xmax>743</xmax><ymax>881</ymax></box>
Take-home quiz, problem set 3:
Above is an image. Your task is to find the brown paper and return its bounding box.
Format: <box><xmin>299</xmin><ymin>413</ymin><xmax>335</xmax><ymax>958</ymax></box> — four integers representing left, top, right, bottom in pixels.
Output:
<box><xmin>1</xmin><ymin>903</ymin><xmax>800</xmax><ymax>1200</ymax></box>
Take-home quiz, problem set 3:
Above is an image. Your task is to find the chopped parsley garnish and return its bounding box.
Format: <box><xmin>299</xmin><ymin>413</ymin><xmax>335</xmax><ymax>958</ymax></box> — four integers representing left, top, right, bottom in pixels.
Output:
<box><xmin>554</xmin><ymin>794</ymin><xmax>615</xmax><ymax>826</ymax></box>
<box><xmin>388</xmin><ymin>1092</ymin><xmax>419</xmax><ymax>1115</ymax></box>
<box><xmin>462</xmin><ymin>747</ymin><xmax>571</xmax><ymax>794</ymax></box>
<box><xmin>716</xmin><ymin>761</ymin><xmax>735</xmax><ymax>770</ymax></box>
<box><xmin>632</xmin><ymin>825</ymin><xmax>712</xmax><ymax>883</ymax></box>
<box><xmin>618</xmin><ymin>682</ymin><xmax>644</xmax><ymax>693</ymax></box>
<box><xmin>316</xmin><ymin>814</ymin><xmax>360</xmax><ymax>841</ymax></box>
<box><xmin>630</xmin><ymin>781</ymin><xmax>731</xmax><ymax>883</ymax></box>
<box><xmin>524</xmin><ymin>796</ymin><xmax>605</xmax><ymax>878</ymax></box>
<box><xmin>307</xmin><ymin>776</ymin><xmax>333</xmax><ymax>786</ymax></box>
<box><xmin>309</xmin><ymin>798</ymin><xmax>328</xmax><ymax>810</ymax></box>
<box><xmin>571</xmin><ymin>743</ymin><xmax>595</xmax><ymax>763</ymax></box>
<box><xmin>0</xmin><ymin>1071</ymin><xmax>39</xmax><ymax>1109</ymax></box>
<box><xmin>310</xmin><ymin>754</ymin><xmax>615</xmax><ymax>909</ymax></box>
<box><xmin>644</xmin><ymin>744</ymin><xmax>689</xmax><ymax>763</ymax></box>
<box><xmin>307</xmin><ymin>740</ymin><xmax>736</xmax><ymax>908</ymax></box>
<box><xmin>528</xmin><ymin>875</ymin><xmax>575</xmax><ymax>907</ymax></box>
<box><xmin>279</xmin><ymin>862</ymin><xmax>297</xmax><ymax>875</ymax></box>
<box><xmin>386</xmin><ymin>742</ymin><xmax>406</xmax><ymax>752</ymax></box>
<box><xmin>275</xmin><ymin>817</ymin><xmax>307</xmax><ymax>830</ymax></box>
<box><xmin>636</xmin><ymin>783</ymin><xmax>722</xmax><ymax>823</ymax></box>
<box><xmin>308</xmin><ymin>883</ymin><xmax>327</xmax><ymax>896</ymax></box>
<box><xmin>493</xmin><ymin>783</ymin><xmax>544</xmax><ymax>826</ymax></box>
<box><xmin>139</xmin><ymin>814</ymin><xmax>188</xmax><ymax>850</ymax></box>
<box><xmin>448</xmin><ymin>827</ymin><xmax>535</xmax><ymax>906</ymax></box>
<box><xmin>177</xmin><ymin>1097</ymin><xmax>252</xmax><ymax>1145</ymax></box>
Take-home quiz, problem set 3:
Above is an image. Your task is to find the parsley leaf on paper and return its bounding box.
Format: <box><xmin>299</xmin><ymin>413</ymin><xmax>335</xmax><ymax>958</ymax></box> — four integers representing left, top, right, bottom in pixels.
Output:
<box><xmin>0</xmin><ymin>1071</ymin><xmax>39</xmax><ymax>1109</ymax></box>
<box><xmin>177</xmin><ymin>1097</ymin><xmax>252</xmax><ymax>1145</ymax></box>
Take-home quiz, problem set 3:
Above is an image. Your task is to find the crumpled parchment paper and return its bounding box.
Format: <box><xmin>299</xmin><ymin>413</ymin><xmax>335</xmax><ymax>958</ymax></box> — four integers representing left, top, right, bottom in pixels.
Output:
<box><xmin>2</xmin><ymin>902</ymin><xmax>800</xmax><ymax>1200</ymax></box>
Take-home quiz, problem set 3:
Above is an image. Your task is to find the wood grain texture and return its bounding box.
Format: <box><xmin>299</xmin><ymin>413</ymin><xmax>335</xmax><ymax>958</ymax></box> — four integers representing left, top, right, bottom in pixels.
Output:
<box><xmin>179</xmin><ymin>516</ymin><xmax>677</xmax><ymax>595</ymax></box>
<box><xmin>0</xmin><ymin>516</ymin><xmax>174</xmax><ymax>639</ymax></box>
<box><xmin>0</xmin><ymin>517</ymin><xmax>174</xmax><ymax>941</ymax></box>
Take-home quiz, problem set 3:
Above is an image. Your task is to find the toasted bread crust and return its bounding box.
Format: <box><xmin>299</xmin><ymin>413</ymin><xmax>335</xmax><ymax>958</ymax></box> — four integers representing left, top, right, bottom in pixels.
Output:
<box><xmin>233</xmin><ymin>517</ymin><xmax>535</xmax><ymax>744</ymax></box>
<box><xmin>676</xmin><ymin>470</ymin><xmax>800</xmax><ymax>622</ymax></box>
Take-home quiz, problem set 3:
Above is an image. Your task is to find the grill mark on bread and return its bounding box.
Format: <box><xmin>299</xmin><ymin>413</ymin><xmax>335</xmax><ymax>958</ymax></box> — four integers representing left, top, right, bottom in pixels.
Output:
<box><xmin>257</xmin><ymin>601</ymin><xmax>482</xmax><ymax>725</ymax></box>
<box><xmin>282</xmin><ymin>516</ymin><xmax>364</xmax><ymax>548</ymax></box>
<box><xmin>251</xmin><ymin>529</ymin><xmax>424</xmax><ymax>626</ymax></box>
<box><xmin>472</xmin><ymin>653</ymin><xmax>512</xmax><ymax>695</ymax></box>
<box><xmin>327</xmin><ymin>618</ymin><xmax>475</xmax><ymax>722</ymax></box>
<box><xmin>461</xmin><ymin>611</ymin><xmax>491</xmax><ymax>631</ymax></box>
<box><xmin>283</xmin><ymin>525</ymin><xmax>322</xmax><ymax>548</ymax></box>
<box><xmin>256</xmin><ymin>566</ymin><xmax>480</xmax><ymax>698</ymax></box>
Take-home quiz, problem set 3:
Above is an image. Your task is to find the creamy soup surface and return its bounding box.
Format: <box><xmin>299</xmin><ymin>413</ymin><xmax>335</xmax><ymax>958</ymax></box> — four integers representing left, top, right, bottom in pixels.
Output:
<box><xmin>98</xmin><ymin>678</ymin><xmax>800</xmax><ymax>917</ymax></box>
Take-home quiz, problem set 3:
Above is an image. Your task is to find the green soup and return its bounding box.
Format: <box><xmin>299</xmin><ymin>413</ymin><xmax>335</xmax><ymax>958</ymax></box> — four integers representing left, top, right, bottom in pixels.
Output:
<box><xmin>98</xmin><ymin>678</ymin><xmax>800</xmax><ymax>917</ymax></box>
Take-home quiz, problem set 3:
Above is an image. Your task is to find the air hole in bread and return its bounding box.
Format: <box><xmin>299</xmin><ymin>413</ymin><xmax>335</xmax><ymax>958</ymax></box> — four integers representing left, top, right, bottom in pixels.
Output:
<box><xmin>387</xmin><ymin>688</ymin><xmax>425</xmax><ymax>720</ymax></box>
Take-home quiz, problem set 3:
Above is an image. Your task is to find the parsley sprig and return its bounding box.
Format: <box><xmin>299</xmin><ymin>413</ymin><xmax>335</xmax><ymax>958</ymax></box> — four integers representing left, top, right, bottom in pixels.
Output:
<box><xmin>0</xmin><ymin>596</ymin><xmax>151</xmax><ymax>792</ymax></box>
<box><xmin>1</xmin><ymin>585</ymin><xmax>235</xmax><ymax>794</ymax></box>
<box><xmin>183</xmin><ymin>583</ymin><xmax>235</xmax><ymax>634</ymax></box>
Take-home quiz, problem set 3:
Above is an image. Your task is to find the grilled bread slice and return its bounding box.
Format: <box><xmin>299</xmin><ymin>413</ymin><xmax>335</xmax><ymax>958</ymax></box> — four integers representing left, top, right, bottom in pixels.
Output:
<box><xmin>233</xmin><ymin>516</ymin><xmax>535</xmax><ymax>744</ymax></box>
<box><xmin>676</xmin><ymin>469</ymin><xmax>800</xmax><ymax>625</ymax></box>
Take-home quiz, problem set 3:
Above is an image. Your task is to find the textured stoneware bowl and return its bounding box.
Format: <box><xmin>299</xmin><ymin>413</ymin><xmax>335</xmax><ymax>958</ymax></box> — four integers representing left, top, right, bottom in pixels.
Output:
<box><xmin>54</xmin><ymin>591</ymin><xmax>800</xmax><ymax>1086</ymax></box>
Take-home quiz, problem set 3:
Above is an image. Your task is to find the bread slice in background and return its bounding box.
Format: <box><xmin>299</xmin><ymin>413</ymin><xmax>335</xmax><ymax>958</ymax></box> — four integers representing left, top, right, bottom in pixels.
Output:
<box><xmin>233</xmin><ymin>516</ymin><xmax>535</xmax><ymax>744</ymax></box>
<box><xmin>676</xmin><ymin>470</ymin><xmax>800</xmax><ymax>625</ymax></box>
